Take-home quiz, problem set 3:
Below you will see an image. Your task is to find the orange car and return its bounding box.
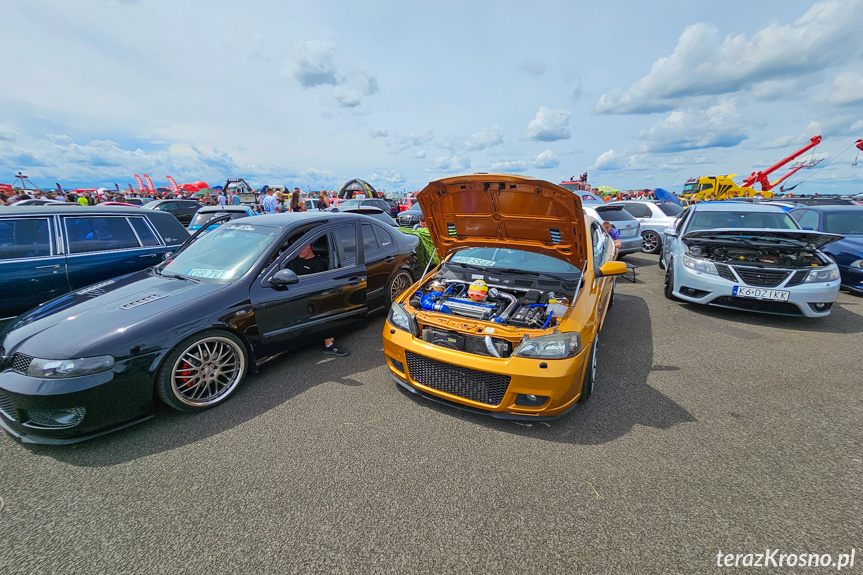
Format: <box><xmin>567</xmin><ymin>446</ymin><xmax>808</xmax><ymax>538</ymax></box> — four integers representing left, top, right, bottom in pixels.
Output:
<box><xmin>382</xmin><ymin>174</ymin><xmax>627</xmax><ymax>420</ymax></box>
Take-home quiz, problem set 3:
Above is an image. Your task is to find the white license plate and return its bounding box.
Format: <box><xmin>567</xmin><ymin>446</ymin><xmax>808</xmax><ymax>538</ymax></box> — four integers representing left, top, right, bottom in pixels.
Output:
<box><xmin>732</xmin><ymin>286</ymin><xmax>790</xmax><ymax>301</ymax></box>
<box><xmin>619</xmin><ymin>228</ymin><xmax>636</xmax><ymax>236</ymax></box>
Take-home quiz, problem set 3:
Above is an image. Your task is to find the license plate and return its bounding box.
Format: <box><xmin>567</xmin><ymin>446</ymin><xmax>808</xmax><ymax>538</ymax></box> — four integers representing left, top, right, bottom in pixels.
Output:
<box><xmin>619</xmin><ymin>228</ymin><xmax>636</xmax><ymax>237</ymax></box>
<box><xmin>732</xmin><ymin>286</ymin><xmax>790</xmax><ymax>301</ymax></box>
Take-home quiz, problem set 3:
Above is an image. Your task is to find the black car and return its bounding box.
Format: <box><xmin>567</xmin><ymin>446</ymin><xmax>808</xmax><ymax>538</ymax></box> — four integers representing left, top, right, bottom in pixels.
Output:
<box><xmin>338</xmin><ymin>207</ymin><xmax>398</xmax><ymax>227</ymax></box>
<box><xmin>142</xmin><ymin>199</ymin><xmax>203</xmax><ymax>225</ymax></box>
<box><xmin>330</xmin><ymin>198</ymin><xmax>396</xmax><ymax>216</ymax></box>
<box><xmin>397</xmin><ymin>204</ymin><xmax>423</xmax><ymax>227</ymax></box>
<box><xmin>0</xmin><ymin>212</ymin><xmax>419</xmax><ymax>444</ymax></box>
<box><xmin>0</xmin><ymin>206</ymin><xmax>189</xmax><ymax>325</ymax></box>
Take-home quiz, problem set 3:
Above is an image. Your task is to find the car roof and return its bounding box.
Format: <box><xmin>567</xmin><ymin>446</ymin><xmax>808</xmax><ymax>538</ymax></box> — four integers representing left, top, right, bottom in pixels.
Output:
<box><xmin>691</xmin><ymin>202</ymin><xmax>788</xmax><ymax>213</ymax></box>
<box><xmin>197</xmin><ymin>205</ymin><xmax>252</xmax><ymax>212</ymax></box>
<box><xmin>0</xmin><ymin>205</ymin><xmax>155</xmax><ymax>216</ymax></box>
<box><xmin>789</xmin><ymin>204</ymin><xmax>863</xmax><ymax>212</ymax></box>
<box><xmin>244</xmin><ymin>211</ymin><xmax>365</xmax><ymax>228</ymax></box>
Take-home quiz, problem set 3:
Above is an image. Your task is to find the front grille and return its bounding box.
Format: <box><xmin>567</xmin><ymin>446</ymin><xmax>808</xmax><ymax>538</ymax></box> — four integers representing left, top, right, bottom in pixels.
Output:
<box><xmin>0</xmin><ymin>392</ymin><xmax>17</xmax><ymax>422</ymax></box>
<box><xmin>786</xmin><ymin>270</ymin><xmax>810</xmax><ymax>287</ymax></box>
<box><xmin>712</xmin><ymin>296</ymin><xmax>803</xmax><ymax>316</ymax></box>
<box><xmin>405</xmin><ymin>351</ymin><xmax>511</xmax><ymax>406</ymax></box>
<box><xmin>715</xmin><ymin>264</ymin><xmax>737</xmax><ymax>282</ymax></box>
<box><xmin>732</xmin><ymin>267</ymin><xmax>790</xmax><ymax>287</ymax></box>
<box><xmin>12</xmin><ymin>353</ymin><xmax>33</xmax><ymax>374</ymax></box>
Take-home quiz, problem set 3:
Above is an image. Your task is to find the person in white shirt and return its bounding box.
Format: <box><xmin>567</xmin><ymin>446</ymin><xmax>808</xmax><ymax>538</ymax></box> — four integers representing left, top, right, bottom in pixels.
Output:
<box><xmin>262</xmin><ymin>189</ymin><xmax>280</xmax><ymax>214</ymax></box>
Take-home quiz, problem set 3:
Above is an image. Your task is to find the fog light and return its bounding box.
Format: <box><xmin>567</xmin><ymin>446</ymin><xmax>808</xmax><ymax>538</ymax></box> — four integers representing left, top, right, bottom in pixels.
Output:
<box><xmin>23</xmin><ymin>407</ymin><xmax>86</xmax><ymax>429</ymax></box>
<box><xmin>515</xmin><ymin>393</ymin><xmax>549</xmax><ymax>407</ymax></box>
<box><xmin>808</xmin><ymin>302</ymin><xmax>833</xmax><ymax>312</ymax></box>
<box><xmin>390</xmin><ymin>358</ymin><xmax>405</xmax><ymax>373</ymax></box>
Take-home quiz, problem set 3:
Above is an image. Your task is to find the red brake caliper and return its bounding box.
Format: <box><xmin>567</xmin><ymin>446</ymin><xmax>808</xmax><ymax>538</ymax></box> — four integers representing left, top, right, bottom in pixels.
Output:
<box><xmin>179</xmin><ymin>361</ymin><xmax>193</xmax><ymax>387</ymax></box>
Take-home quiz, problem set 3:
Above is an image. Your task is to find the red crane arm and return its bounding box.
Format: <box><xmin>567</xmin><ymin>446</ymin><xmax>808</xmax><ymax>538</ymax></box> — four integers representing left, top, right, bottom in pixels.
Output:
<box><xmin>856</xmin><ymin>139</ymin><xmax>863</xmax><ymax>152</ymax></box>
<box><xmin>742</xmin><ymin>135</ymin><xmax>822</xmax><ymax>191</ymax></box>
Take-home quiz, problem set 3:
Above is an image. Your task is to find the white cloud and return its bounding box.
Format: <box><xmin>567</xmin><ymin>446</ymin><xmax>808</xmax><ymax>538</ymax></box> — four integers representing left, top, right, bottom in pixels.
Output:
<box><xmin>589</xmin><ymin>149</ymin><xmax>644</xmax><ymax>172</ymax></box>
<box><xmin>465</xmin><ymin>126</ymin><xmax>504</xmax><ymax>151</ymax></box>
<box><xmin>828</xmin><ymin>71</ymin><xmax>863</xmax><ymax>105</ymax></box>
<box><xmin>0</xmin><ymin>123</ymin><xmax>18</xmax><ymax>141</ymax></box>
<box><xmin>526</xmin><ymin>106</ymin><xmax>571</xmax><ymax>141</ymax></box>
<box><xmin>414</xmin><ymin>151</ymin><xmax>426</xmax><ymax>159</ymax></box>
<box><xmin>368</xmin><ymin>128</ymin><xmax>389</xmax><ymax>139</ymax></box>
<box><xmin>368</xmin><ymin>169</ymin><xmax>405</xmax><ymax>188</ymax></box>
<box><xmin>428</xmin><ymin>153</ymin><xmax>471</xmax><ymax>173</ymax></box>
<box><xmin>757</xmin><ymin>135</ymin><xmax>799</xmax><ymax>150</ymax></box>
<box><xmin>595</xmin><ymin>0</ymin><xmax>863</xmax><ymax>114</ymax></box>
<box><xmin>395</xmin><ymin>131</ymin><xmax>434</xmax><ymax>151</ymax></box>
<box><xmin>533</xmin><ymin>149</ymin><xmax>559</xmax><ymax>169</ymax></box>
<box><xmin>637</xmin><ymin>100</ymin><xmax>748</xmax><ymax>152</ymax></box>
<box><xmin>490</xmin><ymin>160</ymin><xmax>526</xmax><ymax>172</ymax></box>
<box><xmin>287</xmin><ymin>40</ymin><xmax>342</xmax><ymax>88</ymax></box>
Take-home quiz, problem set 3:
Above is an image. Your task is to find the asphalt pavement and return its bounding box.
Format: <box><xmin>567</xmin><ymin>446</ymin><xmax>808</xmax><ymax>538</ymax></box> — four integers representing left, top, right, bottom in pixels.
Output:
<box><xmin>1</xmin><ymin>253</ymin><xmax>861</xmax><ymax>574</ymax></box>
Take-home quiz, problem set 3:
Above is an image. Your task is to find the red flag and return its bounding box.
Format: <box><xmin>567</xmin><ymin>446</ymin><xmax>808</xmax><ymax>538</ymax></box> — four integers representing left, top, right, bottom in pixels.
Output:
<box><xmin>133</xmin><ymin>174</ymin><xmax>144</xmax><ymax>192</ymax></box>
<box><xmin>142</xmin><ymin>174</ymin><xmax>155</xmax><ymax>192</ymax></box>
<box><xmin>166</xmin><ymin>175</ymin><xmax>179</xmax><ymax>192</ymax></box>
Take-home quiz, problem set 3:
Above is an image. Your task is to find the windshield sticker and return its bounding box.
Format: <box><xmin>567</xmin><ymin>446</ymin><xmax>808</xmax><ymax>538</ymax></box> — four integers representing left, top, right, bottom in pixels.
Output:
<box><xmin>453</xmin><ymin>256</ymin><xmax>497</xmax><ymax>267</ymax></box>
<box><xmin>188</xmin><ymin>268</ymin><xmax>229</xmax><ymax>279</ymax></box>
<box><xmin>225</xmin><ymin>224</ymin><xmax>255</xmax><ymax>231</ymax></box>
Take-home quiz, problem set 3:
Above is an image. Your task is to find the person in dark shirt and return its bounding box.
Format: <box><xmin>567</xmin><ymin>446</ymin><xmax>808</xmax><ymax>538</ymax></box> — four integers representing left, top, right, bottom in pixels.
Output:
<box><xmin>285</xmin><ymin>242</ymin><xmax>350</xmax><ymax>357</ymax></box>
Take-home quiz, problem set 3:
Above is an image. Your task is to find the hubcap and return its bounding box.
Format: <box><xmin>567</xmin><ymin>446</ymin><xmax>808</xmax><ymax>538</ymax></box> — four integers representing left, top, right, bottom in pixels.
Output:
<box><xmin>171</xmin><ymin>337</ymin><xmax>245</xmax><ymax>407</ymax></box>
<box><xmin>390</xmin><ymin>272</ymin><xmax>412</xmax><ymax>303</ymax></box>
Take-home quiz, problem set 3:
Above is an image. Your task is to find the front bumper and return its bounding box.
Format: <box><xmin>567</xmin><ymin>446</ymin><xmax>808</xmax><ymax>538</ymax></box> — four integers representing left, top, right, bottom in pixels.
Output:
<box><xmin>671</xmin><ymin>262</ymin><xmax>841</xmax><ymax>317</ymax></box>
<box><xmin>0</xmin><ymin>353</ymin><xmax>159</xmax><ymax>444</ymax></box>
<box><xmin>382</xmin><ymin>324</ymin><xmax>589</xmax><ymax>419</ymax></box>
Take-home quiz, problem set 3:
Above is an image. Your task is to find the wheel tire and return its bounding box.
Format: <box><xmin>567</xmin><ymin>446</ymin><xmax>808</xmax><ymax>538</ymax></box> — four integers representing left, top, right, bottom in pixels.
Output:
<box><xmin>641</xmin><ymin>231</ymin><xmax>662</xmax><ymax>254</ymax></box>
<box><xmin>156</xmin><ymin>330</ymin><xmax>248</xmax><ymax>412</ymax></box>
<box><xmin>387</xmin><ymin>269</ymin><xmax>414</xmax><ymax>305</ymax></box>
<box><xmin>664</xmin><ymin>263</ymin><xmax>677</xmax><ymax>300</ymax></box>
<box><xmin>578</xmin><ymin>335</ymin><xmax>598</xmax><ymax>403</ymax></box>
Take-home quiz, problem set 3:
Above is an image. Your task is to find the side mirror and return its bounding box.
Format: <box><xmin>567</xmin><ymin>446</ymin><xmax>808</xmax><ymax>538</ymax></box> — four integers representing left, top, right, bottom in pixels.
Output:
<box><xmin>270</xmin><ymin>269</ymin><xmax>299</xmax><ymax>286</ymax></box>
<box><xmin>596</xmin><ymin>261</ymin><xmax>628</xmax><ymax>277</ymax></box>
<box><xmin>663</xmin><ymin>227</ymin><xmax>677</xmax><ymax>238</ymax></box>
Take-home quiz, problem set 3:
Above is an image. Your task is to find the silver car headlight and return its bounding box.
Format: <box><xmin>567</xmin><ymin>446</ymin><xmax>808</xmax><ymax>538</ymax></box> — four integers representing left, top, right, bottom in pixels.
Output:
<box><xmin>26</xmin><ymin>355</ymin><xmax>115</xmax><ymax>379</ymax></box>
<box><xmin>387</xmin><ymin>303</ymin><xmax>413</xmax><ymax>333</ymax></box>
<box><xmin>804</xmin><ymin>266</ymin><xmax>840</xmax><ymax>283</ymax></box>
<box><xmin>513</xmin><ymin>332</ymin><xmax>582</xmax><ymax>359</ymax></box>
<box><xmin>682</xmin><ymin>253</ymin><xmax>718</xmax><ymax>275</ymax></box>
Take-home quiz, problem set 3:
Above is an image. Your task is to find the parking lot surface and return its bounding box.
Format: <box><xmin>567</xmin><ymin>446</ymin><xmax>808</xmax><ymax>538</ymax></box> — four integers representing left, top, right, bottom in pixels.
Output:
<box><xmin>1</xmin><ymin>254</ymin><xmax>860</xmax><ymax>574</ymax></box>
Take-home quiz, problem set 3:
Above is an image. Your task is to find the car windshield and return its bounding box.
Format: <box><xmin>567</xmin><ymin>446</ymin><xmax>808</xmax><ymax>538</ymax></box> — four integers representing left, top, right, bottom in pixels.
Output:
<box><xmin>190</xmin><ymin>211</ymin><xmax>248</xmax><ymax>227</ymax></box>
<box><xmin>451</xmin><ymin>247</ymin><xmax>581</xmax><ymax>275</ymax></box>
<box><xmin>339</xmin><ymin>199</ymin><xmax>363</xmax><ymax>208</ymax></box>
<box><xmin>823</xmin><ymin>211</ymin><xmax>863</xmax><ymax>234</ymax></box>
<box><xmin>687</xmin><ymin>210</ymin><xmax>799</xmax><ymax>232</ymax></box>
<box><xmin>159</xmin><ymin>223</ymin><xmax>280</xmax><ymax>282</ymax></box>
<box><xmin>657</xmin><ymin>203</ymin><xmax>683</xmax><ymax>216</ymax></box>
<box><xmin>405</xmin><ymin>205</ymin><xmax>422</xmax><ymax>213</ymax></box>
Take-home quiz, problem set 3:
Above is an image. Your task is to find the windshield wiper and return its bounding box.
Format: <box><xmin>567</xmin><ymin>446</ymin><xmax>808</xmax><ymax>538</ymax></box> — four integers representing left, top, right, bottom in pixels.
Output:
<box><xmin>160</xmin><ymin>271</ymin><xmax>201</xmax><ymax>283</ymax></box>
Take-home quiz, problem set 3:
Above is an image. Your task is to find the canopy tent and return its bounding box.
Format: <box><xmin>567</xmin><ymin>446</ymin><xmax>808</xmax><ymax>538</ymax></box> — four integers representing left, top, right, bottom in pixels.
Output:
<box><xmin>595</xmin><ymin>185</ymin><xmax>620</xmax><ymax>194</ymax></box>
<box><xmin>654</xmin><ymin>188</ymin><xmax>682</xmax><ymax>206</ymax></box>
<box><xmin>337</xmin><ymin>178</ymin><xmax>379</xmax><ymax>199</ymax></box>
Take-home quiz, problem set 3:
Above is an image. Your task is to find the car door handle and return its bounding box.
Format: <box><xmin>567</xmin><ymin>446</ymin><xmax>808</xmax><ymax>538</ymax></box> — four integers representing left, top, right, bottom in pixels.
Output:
<box><xmin>35</xmin><ymin>264</ymin><xmax>61</xmax><ymax>269</ymax></box>
<box><xmin>385</xmin><ymin>256</ymin><xmax>394</xmax><ymax>263</ymax></box>
<box><xmin>347</xmin><ymin>277</ymin><xmax>363</xmax><ymax>286</ymax></box>
<box><xmin>139</xmin><ymin>253</ymin><xmax>158</xmax><ymax>258</ymax></box>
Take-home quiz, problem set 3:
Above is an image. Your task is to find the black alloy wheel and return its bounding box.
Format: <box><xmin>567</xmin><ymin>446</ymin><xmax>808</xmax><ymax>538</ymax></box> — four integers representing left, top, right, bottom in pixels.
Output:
<box><xmin>641</xmin><ymin>230</ymin><xmax>662</xmax><ymax>254</ymax></box>
<box><xmin>664</xmin><ymin>263</ymin><xmax>677</xmax><ymax>300</ymax></box>
<box><xmin>578</xmin><ymin>334</ymin><xmax>598</xmax><ymax>403</ymax></box>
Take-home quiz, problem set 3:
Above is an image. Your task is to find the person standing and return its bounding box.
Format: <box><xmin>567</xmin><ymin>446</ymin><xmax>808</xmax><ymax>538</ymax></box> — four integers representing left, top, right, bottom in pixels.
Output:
<box><xmin>290</xmin><ymin>188</ymin><xmax>306</xmax><ymax>212</ymax></box>
<box><xmin>317</xmin><ymin>190</ymin><xmax>330</xmax><ymax>210</ymax></box>
<box><xmin>217</xmin><ymin>190</ymin><xmax>226</xmax><ymax>207</ymax></box>
<box><xmin>262</xmin><ymin>188</ymin><xmax>280</xmax><ymax>214</ymax></box>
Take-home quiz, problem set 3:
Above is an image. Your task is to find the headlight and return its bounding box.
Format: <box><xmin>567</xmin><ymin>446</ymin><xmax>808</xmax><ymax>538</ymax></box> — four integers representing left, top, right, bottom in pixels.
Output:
<box><xmin>850</xmin><ymin>259</ymin><xmax>863</xmax><ymax>269</ymax></box>
<box><xmin>26</xmin><ymin>355</ymin><xmax>114</xmax><ymax>379</ymax></box>
<box><xmin>513</xmin><ymin>332</ymin><xmax>582</xmax><ymax>359</ymax></box>
<box><xmin>387</xmin><ymin>303</ymin><xmax>413</xmax><ymax>333</ymax></box>
<box><xmin>804</xmin><ymin>266</ymin><xmax>840</xmax><ymax>283</ymax></box>
<box><xmin>682</xmin><ymin>253</ymin><xmax>718</xmax><ymax>275</ymax></box>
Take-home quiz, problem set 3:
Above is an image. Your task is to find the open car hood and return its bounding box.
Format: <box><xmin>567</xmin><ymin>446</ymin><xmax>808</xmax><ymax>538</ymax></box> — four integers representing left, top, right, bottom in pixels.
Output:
<box><xmin>417</xmin><ymin>174</ymin><xmax>587</xmax><ymax>266</ymax></box>
<box><xmin>683</xmin><ymin>228</ymin><xmax>843</xmax><ymax>249</ymax></box>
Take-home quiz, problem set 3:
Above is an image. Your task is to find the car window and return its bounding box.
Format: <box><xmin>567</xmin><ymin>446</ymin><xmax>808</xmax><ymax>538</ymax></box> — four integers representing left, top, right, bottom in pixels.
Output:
<box><xmin>823</xmin><ymin>211</ymin><xmax>863</xmax><ymax>234</ymax></box>
<box><xmin>590</xmin><ymin>222</ymin><xmax>610</xmax><ymax>266</ymax></box>
<box><xmin>0</xmin><ymin>218</ymin><xmax>52</xmax><ymax>260</ymax></box>
<box><xmin>794</xmin><ymin>210</ymin><xmax>819</xmax><ymax>230</ymax></box>
<box><xmin>332</xmin><ymin>224</ymin><xmax>357</xmax><ymax>266</ymax></box>
<box><xmin>361</xmin><ymin>223</ymin><xmax>379</xmax><ymax>255</ymax></box>
<box><xmin>65</xmin><ymin>217</ymin><xmax>140</xmax><ymax>254</ymax></box>
<box><xmin>623</xmin><ymin>203</ymin><xmax>650</xmax><ymax>218</ymax></box>
<box><xmin>374</xmin><ymin>225</ymin><xmax>393</xmax><ymax>248</ymax></box>
<box><xmin>284</xmin><ymin>232</ymin><xmax>334</xmax><ymax>276</ymax></box>
<box><xmin>657</xmin><ymin>203</ymin><xmax>683</xmax><ymax>216</ymax></box>
<box><xmin>685</xmin><ymin>210</ymin><xmax>798</xmax><ymax>232</ymax></box>
<box><xmin>595</xmin><ymin>207</ymin><xmax>637</xmax><ymax>222</ymax></box>
<box><xmin>129</xmin><ymin>217</ymin><xmax>160</xmax><ymax>247</ymax></box>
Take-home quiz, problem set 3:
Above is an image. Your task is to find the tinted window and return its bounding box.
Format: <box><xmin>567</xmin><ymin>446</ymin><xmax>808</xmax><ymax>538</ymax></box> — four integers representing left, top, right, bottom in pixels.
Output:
<box><xmin>374</xmin><ymin>225</ymin><xmax>393</xmax><ymax>248</ymax></box>
<box><xmin>129</xmin><ymin>218</ymin><xmax>160</xmax><ymax>247</ymax></box>
<box><xmin>657</xmin><ymin>203</ymin><xmax>683</xmax><ymax>216</ymax></box>
<box><xmin>361</xmin><ymin>223</ymin><xmax>379</xmax><ymax>254</ymax></box>
<box><xmin>65</xmin><ymin>217</ymin><xmax>140</xmax><ymax>253</ymax></box>
<box><xmin>823</xmin><ymin>211</ymin><xmax>863</xmax><ymax>234</ymax></box>
<box><xmin>190</xmin><ymin>211</ymin><xmax>249</xmax><ymax>228</ymax></box>
<box><xmin>0</xmin><ymin>218</ymin><xmax>52</xmax><ymax>260</ymax></box>
<box><xmin>623</xmin><ymin>203</ymin><xmax>650</xmax><ymax>218</ymax></box>
<box><xmin>333</xmin><ymin>225</ymin><xmax>357</xmax><ymax>265</ymax></box>
<box><xmin>794</xmin><ymin>210</ymin><xmax>819</xmax><ymax>230</ymax></box>
<box><xmin>595</xmin><ymin>208</ymin><xmax>637</xmax><ymax>222</ymax></box>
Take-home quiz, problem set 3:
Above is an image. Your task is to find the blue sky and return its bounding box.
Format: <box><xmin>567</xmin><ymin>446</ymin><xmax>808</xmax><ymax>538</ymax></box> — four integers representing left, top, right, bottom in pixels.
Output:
<box><xmin>2</xmin><ymin>0</ymin><xmax>862</xmax><ymax>194</ymax></box>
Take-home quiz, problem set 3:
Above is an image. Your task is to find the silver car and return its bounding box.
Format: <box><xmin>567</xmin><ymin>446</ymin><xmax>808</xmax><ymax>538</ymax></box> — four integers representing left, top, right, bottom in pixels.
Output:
<box><xmin>660</xmin><ymin>202</ymin><xmax>842</xmax><ymax>317</ymax></box>
<box><xmin>583</xmin><ymin>205</ymin><xmax>641</xmax><ymax>256</ymax></box>
<box><xmin>609</xmin><ymin>200</ymin><xmax>684</xmax><ymax>254</ymax></box>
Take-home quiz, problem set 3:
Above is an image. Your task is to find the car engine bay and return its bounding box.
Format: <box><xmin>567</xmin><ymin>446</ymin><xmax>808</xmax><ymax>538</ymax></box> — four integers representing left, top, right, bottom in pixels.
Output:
<box><xmin>686</xmin><ymin>244</ymin><xmax>830</xmax><ymax>268</ymax></box>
